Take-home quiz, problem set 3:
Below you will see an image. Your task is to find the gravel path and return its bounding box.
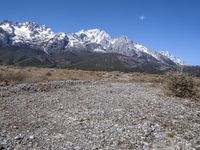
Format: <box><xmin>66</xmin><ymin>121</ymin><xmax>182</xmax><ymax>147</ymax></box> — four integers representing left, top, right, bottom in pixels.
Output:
<box><xmin>0</xmin><ymin>80</ymin><xmax>200</xmax><ymax>150</ymax></box>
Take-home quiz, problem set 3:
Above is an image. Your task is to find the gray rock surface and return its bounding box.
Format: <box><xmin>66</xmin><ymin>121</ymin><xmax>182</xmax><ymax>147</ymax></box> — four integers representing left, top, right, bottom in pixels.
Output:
<box><xmin>0</xmin><ymin>80</ymin><xmax>199</xmax><ymax>149</ymax></box>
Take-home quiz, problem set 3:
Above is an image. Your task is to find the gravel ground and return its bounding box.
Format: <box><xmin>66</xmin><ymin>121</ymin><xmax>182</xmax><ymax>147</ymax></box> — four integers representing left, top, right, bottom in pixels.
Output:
<box><xmin>0</xmin><ymin>80</ymin><xmax>200</xmax><ymax>150</ymax></box>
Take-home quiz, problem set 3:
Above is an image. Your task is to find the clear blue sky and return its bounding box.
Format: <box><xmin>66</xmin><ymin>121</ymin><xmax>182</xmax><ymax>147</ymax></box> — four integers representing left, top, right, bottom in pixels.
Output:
<box><xmin>0</xmin><ymin>0</ymin><xmax>199</xmax><ymax>65</ymax></box>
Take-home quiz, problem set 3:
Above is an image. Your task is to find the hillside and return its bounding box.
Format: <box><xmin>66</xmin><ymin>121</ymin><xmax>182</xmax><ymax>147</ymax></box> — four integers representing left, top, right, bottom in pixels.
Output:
<box><xmin>0</xmin><ymin>21</ymin><xmax>186</xmax><ymax>74</ymax></box>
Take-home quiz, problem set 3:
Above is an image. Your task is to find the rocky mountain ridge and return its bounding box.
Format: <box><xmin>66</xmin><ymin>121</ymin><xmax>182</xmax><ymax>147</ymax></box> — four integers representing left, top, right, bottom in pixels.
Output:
<box><xmin>0</xmin><ymin>20</ymin><xmax>184</xmax><ymax>66</ymax></box>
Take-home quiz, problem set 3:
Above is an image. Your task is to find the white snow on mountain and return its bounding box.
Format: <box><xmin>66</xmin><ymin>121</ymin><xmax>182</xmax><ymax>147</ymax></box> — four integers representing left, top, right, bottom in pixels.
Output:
<box><xmin>107</xmin><ymin>36</ymin><xmax>140</xmax><ymax>56</ymax></box>
<box><xmin>66</xmin><ymin>34</ymin><xmax>86</xmax><ymax>49</ymax></box>
<box><xmin>134</xmin><ymin>43</ymin><xmax>159</xmax><ymax>59</ymax></box>
<box><xmin>0</xmin><ymin>22</ymin><xmax>13</xmax><ymax>34</ymax></box>
<box><xmin>0</xmin><ymin>21</ymin><xmax>184</xmax><ymax>65</ymax></box>
<box><xmin>74</xmin><ymin>29</ymin><xmax>113</xmax><ymax>49</ymax></box>
<box><xmin>159</xmin><ymin>51</ymin><xmax>184</xmax><ymax>65</ymax></box>
<box><xmin>93</xmin><ymin>48</ymin><xmax>106</xmax><ymax>53</ymax></box>
<box><xmin>0</xmin><ymin>21</ymin><xmax>56</xmax><ymax>43</ymax></box>
<box><xmin>0</xmin><ymin>21</ymin><xmax>69</xmax><ymax>53</ymax></box>
<box><xmin>133</xmin><ymin>44</ymin><xmax>184</xmax><ymax>65</ymax></box>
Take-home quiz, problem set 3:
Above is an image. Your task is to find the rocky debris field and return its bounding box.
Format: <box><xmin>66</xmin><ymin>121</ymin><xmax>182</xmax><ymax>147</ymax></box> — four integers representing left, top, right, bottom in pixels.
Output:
<box><xmin>0</xmin><ymin>80</ymin><xmax>200</xmax><ymax>150</ymax></box>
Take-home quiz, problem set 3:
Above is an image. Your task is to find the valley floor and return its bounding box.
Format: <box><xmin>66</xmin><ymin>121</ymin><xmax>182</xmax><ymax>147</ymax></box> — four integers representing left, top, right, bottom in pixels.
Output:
<box><xmin>0</xmin><ymin>80</ymin><xmax>199</xmax><ymax>149</ymax></box>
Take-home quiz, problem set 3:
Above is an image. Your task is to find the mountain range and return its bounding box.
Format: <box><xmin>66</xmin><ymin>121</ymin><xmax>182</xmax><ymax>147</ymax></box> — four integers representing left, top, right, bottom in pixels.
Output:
<box><xmin>0</xmin><ymin>20</ymin><xmax>185</xmax><ymax>73</ymax></box>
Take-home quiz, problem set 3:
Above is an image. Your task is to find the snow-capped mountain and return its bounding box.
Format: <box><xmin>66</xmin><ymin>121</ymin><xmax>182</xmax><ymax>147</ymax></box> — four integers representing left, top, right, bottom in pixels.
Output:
<box><xmin>74</xmin><ymin>29</ymin><xmax>112</xmax><ymax>48</ymax></box>
<box><xmin>133</xmin><ymin>44</ymin><xmax>185</xmax><ymax>65</ymax></box>
<box><xmin>0</xmin><ymin>20</ymin><xmax>69</xmax><ymax>53</ymax></box>
<box><xmin>0</xmin><ymin>20</ymin><xmax>184</xmax><ymax>65</ymax></box>
<box><xmin>159</xmin><ymin>51</ymin><xmax>184</xmax><ymax>65</ymax></box>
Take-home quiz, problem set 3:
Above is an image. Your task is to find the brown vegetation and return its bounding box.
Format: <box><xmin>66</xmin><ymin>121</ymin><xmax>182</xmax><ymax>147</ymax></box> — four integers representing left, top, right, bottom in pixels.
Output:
<box><xmin>0</xmin><ymin>65</ymin><xmax>163</xmax><ymax>84</ymax></box>
<box><xmin>164</xmin><ymin>73</ymin><xmax>199</xmax><ymax>99</ymax></box>
<box><xmin>0</xmin><ymin>65</ymin><xmax>200</xmax><ymax>100</ymax></box>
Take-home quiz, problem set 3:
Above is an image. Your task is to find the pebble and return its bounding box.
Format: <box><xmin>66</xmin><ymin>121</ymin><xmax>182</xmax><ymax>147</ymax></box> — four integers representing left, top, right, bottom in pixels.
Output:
<box><xmin>0</xmin><ymin>80</ymin><xmax>199</xmax><ymax>149</ymax></box>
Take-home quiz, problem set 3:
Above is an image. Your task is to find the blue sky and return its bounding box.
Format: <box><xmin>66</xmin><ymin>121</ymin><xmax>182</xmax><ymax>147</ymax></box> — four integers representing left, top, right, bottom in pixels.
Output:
<box><xmin>0</xmin><ymin>0</ymin><xmax>200</xmax><ymax>65</ymax></box>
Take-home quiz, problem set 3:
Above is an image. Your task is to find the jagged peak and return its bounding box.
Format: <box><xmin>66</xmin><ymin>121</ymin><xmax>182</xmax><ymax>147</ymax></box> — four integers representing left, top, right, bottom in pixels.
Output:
<box><xmin>116</xmin><ymin>36</ymin><xmax>131</xmax><ymax>41</ymax></box>
<box><xmin>74</xmin><ymin>28</ymin><xmax>112</xmax><ymax>48</ymax></box>
<box><xmin>78</xmin><ymin>28</ymin><xmax>105</xmax><ymax>33</ymax></box>
<box><xmin>0</xmin><ymin>20</ymin><xmax>52</xmax><ymax>32</ymax></box>
<box><xmin>0</xmin><ymin>20</ymin><xmax>13</xmax><ymax>25</ymax></box>
<box><xmin>76</xmin><ymin>28</ymin><xmax>111</xmax><ymax>39</ymax></box>
<box><xmin>159</xmin><ymin>50</ymin><xmax>184</xmax><ymax>65</ymax></box>
<box><xmin>0</xmin><ymin>20</ymin><xmax>184</xmax><ymax>65</ymax></box>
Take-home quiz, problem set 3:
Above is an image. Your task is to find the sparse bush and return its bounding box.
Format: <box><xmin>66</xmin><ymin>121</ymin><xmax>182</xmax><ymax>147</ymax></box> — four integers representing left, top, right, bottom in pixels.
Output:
<box><xmin>0</xmin><ymin>71</ymin><xmax>27</xmax><ymax>84</ymax></box>
<box><xmin>164</xmin><ymin>73</ymin><xmax>197</xmax><ymax>98</ymax></box>
<box><xmin>46</xmin><ymin>72</ymin><xmax>52</xmax><ymax>76</ymax></box>
<box><xmin>7</xmin><ymin>72</ymin><xmax>27</xmax><ymax>82</ymax></box>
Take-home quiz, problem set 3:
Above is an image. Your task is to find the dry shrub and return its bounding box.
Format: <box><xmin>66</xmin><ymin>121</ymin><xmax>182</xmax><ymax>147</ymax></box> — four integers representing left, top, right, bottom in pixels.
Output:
<box><xmin>0</xmin><ymin>71</ymin><xmax>28</xmax><ymax>84</ymax></box>
<box><xmin>46</xmin><ymin>72</ymin><xmax>52</xmax><ymax>76</ymax></box>
<box><xmin>164</xmin><ymin>73</ymin><xmax>198</xmax><ymax>99</ymax></box>
<box><xmin>9</xmin><ymin>72</ymin><xmax>27</xmax><ymax>82</ymax></box>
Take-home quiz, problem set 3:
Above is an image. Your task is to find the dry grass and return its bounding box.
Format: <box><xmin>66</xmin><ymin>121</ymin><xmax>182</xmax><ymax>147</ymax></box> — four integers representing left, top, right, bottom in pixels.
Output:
<box><xmin>0</xmin><ymin>65</ymin><xmax>164</xmax><ymax>84</ymax></box>
<box><xmin>1</xmin><ymin>65</ymin><xmax>200</xmax><ymax>101</ymax></box>
<box><xmin>0</xmin><ymin>65</ymin><xmax>200</xmax><ymax>95</ymax></box>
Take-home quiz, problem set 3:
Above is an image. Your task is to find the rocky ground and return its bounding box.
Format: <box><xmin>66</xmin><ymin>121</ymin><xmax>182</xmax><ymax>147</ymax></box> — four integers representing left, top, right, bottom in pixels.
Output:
<box><xmin>0</xmin><ymin>80</ymin><xmax>200</xmax><ymax>150</ymax></box>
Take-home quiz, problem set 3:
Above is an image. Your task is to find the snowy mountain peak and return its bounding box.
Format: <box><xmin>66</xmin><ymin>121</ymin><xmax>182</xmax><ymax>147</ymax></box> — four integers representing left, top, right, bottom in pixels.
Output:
<box><xmin>77</xmin><ymin>28</ymin><xmax>111</xmax><ymax>40</ymax></box>
<box><xmin>0</xmin><ymin>21</ymin><xmax>184</xmax><ymax>66</ymax></box>
<box><xmin>134</xmin><ymin>43</ymin><xmax>159</xmax><ymax>59</ymax></box>
<box><xmin>74</xmin><ymin>29</ymin><xmax>112</xmax><ymax>49</ymax></box>
<box><xmin>115</xmin><ymin>36</ymin><xmax>132</xmax><ymax>43</ymax></box>
<box><xmin>119</xmin><ymin>35</ymin><xmax>129</xmax><ymax>40</ymax></box>
<box><xmin>0</xmin><ymin>21</ymin><xmax>69</xmax><ymax>52</ymax></box>
<box><xmin>0</xmin><ymin>20</ymin><xmax>56</xmax><ymax>40</ymax></box>
<box><xmin>159</xmin><ymin>51</ymin><xmax>184</xmax><ymax>65</ymax></box>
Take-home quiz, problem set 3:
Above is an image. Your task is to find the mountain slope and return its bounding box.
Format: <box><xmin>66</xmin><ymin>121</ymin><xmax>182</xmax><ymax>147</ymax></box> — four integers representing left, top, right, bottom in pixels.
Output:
<box><xmin>0</xmin><ymin>47</ymin><xmax>176</xmax><ymax>74</ymax></box>
<box><xmin>0</xmin><ymin>47</ymin><xmax>53</xmax><ymax>66</ymax></box>
<box><xmin>0</xmin><ymin>20</ymin><xmax>184</xmax><ymax>72</ymax></box>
